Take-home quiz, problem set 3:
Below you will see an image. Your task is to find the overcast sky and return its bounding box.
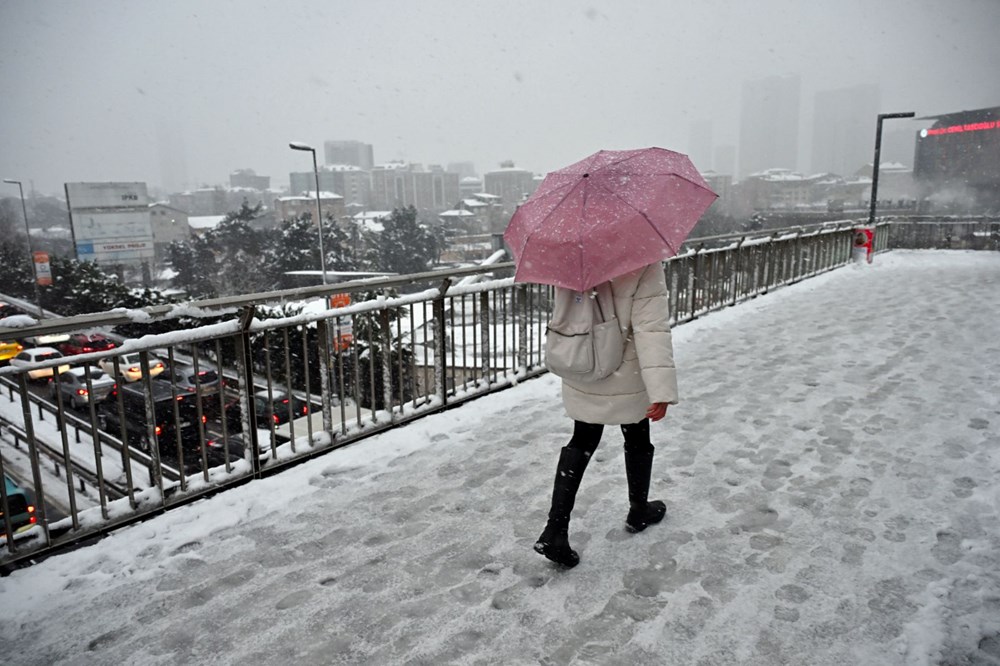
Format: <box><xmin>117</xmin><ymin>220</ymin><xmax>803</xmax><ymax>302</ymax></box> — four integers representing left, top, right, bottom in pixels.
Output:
<box><xmin>1</xmin><ymin>0</ymin><xmax>998</xmax><ymax>196</ymax></box>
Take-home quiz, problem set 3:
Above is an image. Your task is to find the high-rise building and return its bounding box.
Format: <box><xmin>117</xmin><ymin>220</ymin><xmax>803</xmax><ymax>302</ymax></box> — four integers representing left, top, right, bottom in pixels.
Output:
<box><xmin>811</xmin><ymin>84</ymin><xmax>881</xmax><ymax>176</ymax></box>
<box><xmin>687</xmin><ymin>120</ymin><xmax>713</xmax><ymax>172</ymax></box>
<box><xmin>713</xmin><ymin>144</ymin><xmax>737</xmax><ymax>176</ymax></box>
<box><xmin>447</xmin><ymin>162</ymin><xmax>477</xmax><ymax>179</ymax></box>
<box><xmin>290</xmin><ymin>166</ymin><xmax>371</xmax><ymax>208</ymax></box>
<box><xmin>483</xmin><ymin>163</ymin><xmax>537</xmax><ymax>215</ymax></box>
<box><xmin>914</xmin><ymin>105</ymin><xmax>1000</xmax><ymax>212</ymax></box>
<box><xmin>156</xmin><ymin>120</ymin><xmax>188</xmax><ymax>193</ymax></box>
<box><xmin>369</xmin><ymin>163</ymin><xmax>460</xmax><ymax>214</ymax></box>
<box><xmin>229</xmin><ymin>169</ymin><xmax>270</xmax><ymax>190</ymax></box>
<box><xmin>323</xmin><ymin>140</ymin><xmax>374</xmax><ymax>171</ymax></box>
<box><xmin>738</xmin><ymin>74</ymin><xmax>801</xmax><ymax>178</ymax></box>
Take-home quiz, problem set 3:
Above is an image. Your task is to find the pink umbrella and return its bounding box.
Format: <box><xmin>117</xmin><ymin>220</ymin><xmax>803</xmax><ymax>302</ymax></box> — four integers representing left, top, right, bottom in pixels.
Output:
<box><xmin>503</xmin><ymin>147</ymin><xmax>717</xmax><ymax>291</ymax></box>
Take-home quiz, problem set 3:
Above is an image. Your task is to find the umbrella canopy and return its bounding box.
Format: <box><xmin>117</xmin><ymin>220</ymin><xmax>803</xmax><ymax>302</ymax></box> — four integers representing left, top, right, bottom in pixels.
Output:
<box><xmin>503</xmin><ymin>147</ymin><xmax>717</xmax><ymax>291</ymax></box>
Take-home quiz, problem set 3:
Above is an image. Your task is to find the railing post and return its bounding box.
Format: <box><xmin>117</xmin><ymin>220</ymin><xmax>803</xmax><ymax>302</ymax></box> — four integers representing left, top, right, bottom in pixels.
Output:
<box><xmin>52</xmin><ymin>369</ymin><xmax>80</xmax><ymax>527</ymax></box>
<box><xmin>692</xmin><ymin>244</ymin><xmax>705</xmax><ymax>317</ymax></box>
<box><xmin>0</xmin><ymin>442</ymin><xmax>16</xmax><ymax>555</ymax></box>
<box><xmin>516</xmin><ymin>284</ymin><xmax>529</xmax><ymax>370</ymax></box>
<box><xmin>236</xmin><ymin>306</ymin><xmax>262</xmax><ymax>475</ymax></box>
<box><xmin>316</xmin><ymin>318</ymin><xmax>334</xmax><ymax>437</ymax></box>
<box><xmin>433</xmin><ymin>279</ymin><xmax>451</xmax><ymax>405</ymax></box>
<box><xmin>18</xmin><ymin>374</ymin><xmax>51</xmax><ymax>546</ymax></box>
<box><xmin>479</xmin><ymin>292</ymin><xmax>491</xmax><ymax>384</ymax></box>
<box><xmin>380</xmin><ymin>309</ymin><xmax>394</xmax><ymax>423</ymax></box>
<box><xmin>731</xmin><ymin>236</ymin><xmax>746</xmax><ymax>306</ymax></box>
<box><xmin>138</xmin><ymin>351</ymin><xmax>165</xmax><ymax>497</ymax></box>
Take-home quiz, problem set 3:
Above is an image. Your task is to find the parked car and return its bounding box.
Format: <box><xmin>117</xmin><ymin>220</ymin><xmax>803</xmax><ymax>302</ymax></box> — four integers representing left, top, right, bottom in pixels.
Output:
<box><xmin>21</xmin><ymin>332</ymin><xmax>71</xmax><ymax>348</ymax></box>
<box><xmin>8</xmin><ymin>347</ymin><xmax>70</xmax><ymax>380</ymax></box>
<box><xmin>254</xmin><ymin>390</ymin><xmax>310</xmax><ymax>426</ymax></box>
<box><xmin>0</xmin><ymin>339</ymin><xmax>23</xmax><ymax>363</ymax></box>
<box><xmin>99</xmin><ymin>352</ymin><xmax>166</xmax><ymax>383</ymax></box>
<box><xmin>58</xmin><ymin>333</ymin><xmax>117</xmax><ymax>356</ymax></box>
<box><xmin>98</xmin><ymin>382</ymin><xmax>233</xmax><ymax>472</ymax></box>
<box><xmin>1</xmin><ymin>475</ymin><xmax>37</xmax><ymax>540</ymax></box>
<box><xmin>222</xmin><ymin>390</ymin><xmax>311</xmax><ymax>432</ymax></box>
<box><xmin>207</xmin><ymin>429</ymin><xmax>281</xmax><ymax>463</ymax></box>
<box><xmin>0</xmin><ymin>300</ymin><xmax>20</xmax><ymax>318</ymax></box>
<box><xmin>99</xmin><ymin>382</ymin><xmax>198</xmax><ymax>447</ymax></box>
<box><xmin>155</xmin><ymin>361</ymin><xmax>221</xmax><ymax>398</ymax></box>
<box><xmin>48</xmin><ymin>366</ymin><xmax>117</xmax><ymax>409</ymax></box>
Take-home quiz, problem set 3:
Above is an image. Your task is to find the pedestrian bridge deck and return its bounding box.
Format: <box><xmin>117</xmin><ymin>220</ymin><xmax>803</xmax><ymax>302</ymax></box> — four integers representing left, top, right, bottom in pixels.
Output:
<box><xmin>1</xmin><ymin>250</ymin><xmax>998</xmax><ymax>665</ymax></box>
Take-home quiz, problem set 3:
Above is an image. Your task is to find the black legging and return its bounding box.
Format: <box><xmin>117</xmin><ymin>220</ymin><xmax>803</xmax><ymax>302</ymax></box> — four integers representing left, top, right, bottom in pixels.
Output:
<box><xmin>566</xmin><ymin>419</ymin><xmax>652</xmax><ymax>457</ymax></box>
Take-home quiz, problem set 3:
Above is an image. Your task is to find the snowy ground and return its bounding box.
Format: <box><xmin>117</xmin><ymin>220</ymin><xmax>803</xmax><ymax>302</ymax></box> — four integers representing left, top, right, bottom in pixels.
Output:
<box><xmin>1</xmin><ymin>250</ymin><xmax>999</xmax><ymax>666</ymax></box>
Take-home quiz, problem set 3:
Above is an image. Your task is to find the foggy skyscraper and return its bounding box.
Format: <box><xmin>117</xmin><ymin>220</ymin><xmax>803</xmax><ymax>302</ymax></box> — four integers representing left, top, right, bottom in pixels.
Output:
<box><xmin>738</xmin><ymin>74</ymin><xmax>801</xmax><ymax>178</ymax></box>
<box><xmin>713</xmin><ymin>144</ymin><xmax>737</xmax><ymax>176</ymax></box>
<box><xmin>811</xmin><ymin>84</ymin><xmax>881</xmax><ymax>176</ymax></box>
<box><xmin>687</xmin><ymin>120</ymin><xmax>713</xmax><ymax>172</ymax></box>
<box><xmin>156</xmin><ymin>120</ymin><xmax>189</xmax><ymax>193</ymax></box>
<box><xmin>323</xmin><ymin>140</ymin><xmax>374</xmax><ymax>170</ymax></box>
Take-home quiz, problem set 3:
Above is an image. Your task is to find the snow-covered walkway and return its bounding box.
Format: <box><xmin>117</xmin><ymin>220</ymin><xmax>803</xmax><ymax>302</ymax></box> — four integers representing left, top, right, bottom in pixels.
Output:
<box><xmin>2</xmin><ymin>251</ymin><xmax>999</xmax><ymax>666</ymax></box>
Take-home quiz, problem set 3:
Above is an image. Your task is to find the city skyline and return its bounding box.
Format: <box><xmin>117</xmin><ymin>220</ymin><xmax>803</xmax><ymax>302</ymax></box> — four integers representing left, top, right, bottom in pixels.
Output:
<box><xmin>2</xmin><ymin>1</ymin><xmax>999</xmax><ymax>197</ymax></box>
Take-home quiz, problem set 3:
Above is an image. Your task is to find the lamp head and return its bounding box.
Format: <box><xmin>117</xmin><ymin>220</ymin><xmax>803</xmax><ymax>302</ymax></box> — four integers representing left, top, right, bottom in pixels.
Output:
<box><xmin>289</xmin><ymin>142</ymin><xmax>314</xmax><ymax>152</ymax></box>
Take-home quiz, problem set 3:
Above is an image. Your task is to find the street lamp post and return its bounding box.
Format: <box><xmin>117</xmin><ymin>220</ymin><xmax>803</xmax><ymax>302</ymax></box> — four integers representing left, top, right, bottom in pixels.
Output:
<box><xmin>288</xmin><ymin>142</ymin><xmax>335</xmax><ymax>436</ymax></box>
<box><xmin>289</xmin><ymin>142</ymin><xmax>328</xmax><ymax>285</ymax></box>
<box><xmin>2</xmin><ymin>178</ymin><xmax>44</xmax><ymax>317</ymax></box>
<box><xmin>867</xmin><ymin>112</ymin><xmax>916</xmax><ymax>228</ymax></box>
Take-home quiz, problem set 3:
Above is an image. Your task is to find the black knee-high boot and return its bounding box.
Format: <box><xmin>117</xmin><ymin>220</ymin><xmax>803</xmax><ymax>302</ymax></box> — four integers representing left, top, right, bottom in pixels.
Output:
<box><xmin>534</xmin><ymin>446</ymin><xmax>591</xmax><ymax>567</ymax></box>
<box><xmin>623</xmin><ymin>438</ymin><xmax>666</xmax><ymax>533</ymax></box>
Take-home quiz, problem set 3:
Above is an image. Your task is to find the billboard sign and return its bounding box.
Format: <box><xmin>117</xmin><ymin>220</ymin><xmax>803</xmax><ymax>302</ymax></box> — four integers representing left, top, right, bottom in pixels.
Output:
<box><xmin>65</xmin><ymin>182</ymin><xmax>154</xmax><ymax>266</ymax></box>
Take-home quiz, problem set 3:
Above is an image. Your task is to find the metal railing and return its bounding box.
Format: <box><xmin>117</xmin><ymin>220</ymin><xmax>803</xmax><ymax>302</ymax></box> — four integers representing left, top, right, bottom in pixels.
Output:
<box><xmin>884</xmin><ymin>215</ymin><xmax>1000</xmax><ymax>250</ymax></box>
<box><xmin>1</xmin><ymin>216</ymin><xmax>994</xmax><ymax>567</ymax></box>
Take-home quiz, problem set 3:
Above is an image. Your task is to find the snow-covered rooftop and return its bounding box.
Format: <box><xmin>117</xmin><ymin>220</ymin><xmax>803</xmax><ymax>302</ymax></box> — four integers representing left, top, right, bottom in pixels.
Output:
<box><xmin>187</xmin><ymin>214</ymin><xmax>226</xmax><ymax>230</ymax></box>
<box><xmin>2</xmin><ymin>251</ymin><xmax>998</xmax><ymax>664</ymax></box>
<box><xmin>320</xmin><ymin>164</ymin><xmax>364</xmax><ymax>172</ymax></box>
<box><xmin>351</xmin><ymin>211</ymin><xmax>392</xmax><ymax>222</ymax></box>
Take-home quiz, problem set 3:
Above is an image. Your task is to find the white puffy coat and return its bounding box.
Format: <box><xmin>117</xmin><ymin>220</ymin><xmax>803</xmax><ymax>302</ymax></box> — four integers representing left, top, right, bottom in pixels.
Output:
<box><xmin>560</xmin><ymin>263</ymin><xmax>678</xmax><ymax>425</ymax></box>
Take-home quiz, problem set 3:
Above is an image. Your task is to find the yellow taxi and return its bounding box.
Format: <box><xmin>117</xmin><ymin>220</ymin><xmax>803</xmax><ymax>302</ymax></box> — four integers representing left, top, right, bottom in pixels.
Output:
<box><xmin>0</xmin><ymin>340</ymin><xmax>24</xmax><ymax>363</ymax></box>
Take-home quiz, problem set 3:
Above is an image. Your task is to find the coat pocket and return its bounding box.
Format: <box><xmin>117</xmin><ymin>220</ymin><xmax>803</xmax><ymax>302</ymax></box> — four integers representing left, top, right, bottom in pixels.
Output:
<box><xmin>545</xmin><ymin>317</ymin><xmax>625</xmax><ymax>381</ymax></box>
<box><xmin>591</xmin><ymin>317</ymin><xmax>625</xmax><ymax>378</ymax></box>
<box><xmin>545</xmin><ymin>329</ymin><xmax>595</xmax><ymax>376</ymax></box>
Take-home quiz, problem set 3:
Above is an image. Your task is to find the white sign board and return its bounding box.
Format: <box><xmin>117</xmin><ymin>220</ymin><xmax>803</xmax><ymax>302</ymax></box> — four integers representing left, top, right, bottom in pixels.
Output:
<box><xmin>65</xmin><ymin>182</ymin><xmax>154</xmax><ymax>265</ymax></box>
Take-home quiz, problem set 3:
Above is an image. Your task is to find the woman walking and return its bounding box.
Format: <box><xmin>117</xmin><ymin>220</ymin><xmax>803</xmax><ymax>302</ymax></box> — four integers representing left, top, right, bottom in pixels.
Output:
<box><xmin>534</xmin><ymin>261</ymin><xmax>678</xmax><ymax>568</ymax></box>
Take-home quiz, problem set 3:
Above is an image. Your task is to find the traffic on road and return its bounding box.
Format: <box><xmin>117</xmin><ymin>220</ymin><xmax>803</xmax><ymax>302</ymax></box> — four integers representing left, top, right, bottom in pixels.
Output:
<box><xmin>1</xmin><ymin>297</ymin><xmax>324</xmax><ymax>537</ymax></box>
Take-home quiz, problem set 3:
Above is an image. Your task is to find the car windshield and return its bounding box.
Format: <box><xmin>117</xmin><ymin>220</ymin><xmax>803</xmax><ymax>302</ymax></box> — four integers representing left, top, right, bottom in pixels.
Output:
<box><xmin>35</xmin><ymin>353</ymin><xmax>60</xmax><ymax>362</ymax></box>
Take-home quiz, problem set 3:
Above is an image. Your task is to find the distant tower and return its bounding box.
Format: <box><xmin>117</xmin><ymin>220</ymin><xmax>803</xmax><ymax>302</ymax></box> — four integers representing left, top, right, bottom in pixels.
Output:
<box><xmin>688</xmin><ymin>120</ymin><xmax>713</xmax><ymax>172</ymax></box>
<box><xmin>713</xmin><ymin>144</ymin><xmax>737</xmax><ymax>176</ymax></box>
<box><xmin>738</xmin><ymin>74</ymin><xmax>800</xmax><ymax>178</ymax></box>
<box><xmin>323</xmin><ymin>140</ymin><xmax>374</xmax><ymax>170</ymax></box>
<box><xmin>811</xmin><ymin>84</ymin><xmax>881</xmax><ymax>176</ymax></box>
<box><xmin>156</xmin><ymin>120</ymin><xmax>188</xmax><ymax>192</ymax></box>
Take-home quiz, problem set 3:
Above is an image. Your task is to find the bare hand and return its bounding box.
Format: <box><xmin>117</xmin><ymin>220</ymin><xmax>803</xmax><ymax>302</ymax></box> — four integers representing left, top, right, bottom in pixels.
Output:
<box><xmin>646</xmin><ymin>402</ymin><xmax>668</xmax><ymax>422</ymax></box>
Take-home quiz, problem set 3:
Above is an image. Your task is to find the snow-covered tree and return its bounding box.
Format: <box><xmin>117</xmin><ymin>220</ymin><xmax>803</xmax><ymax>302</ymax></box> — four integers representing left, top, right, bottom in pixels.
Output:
<box><xmin>364</xmin><ymin>206</ymin><xmax>438</xmax><ymax>276</ymax></box>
